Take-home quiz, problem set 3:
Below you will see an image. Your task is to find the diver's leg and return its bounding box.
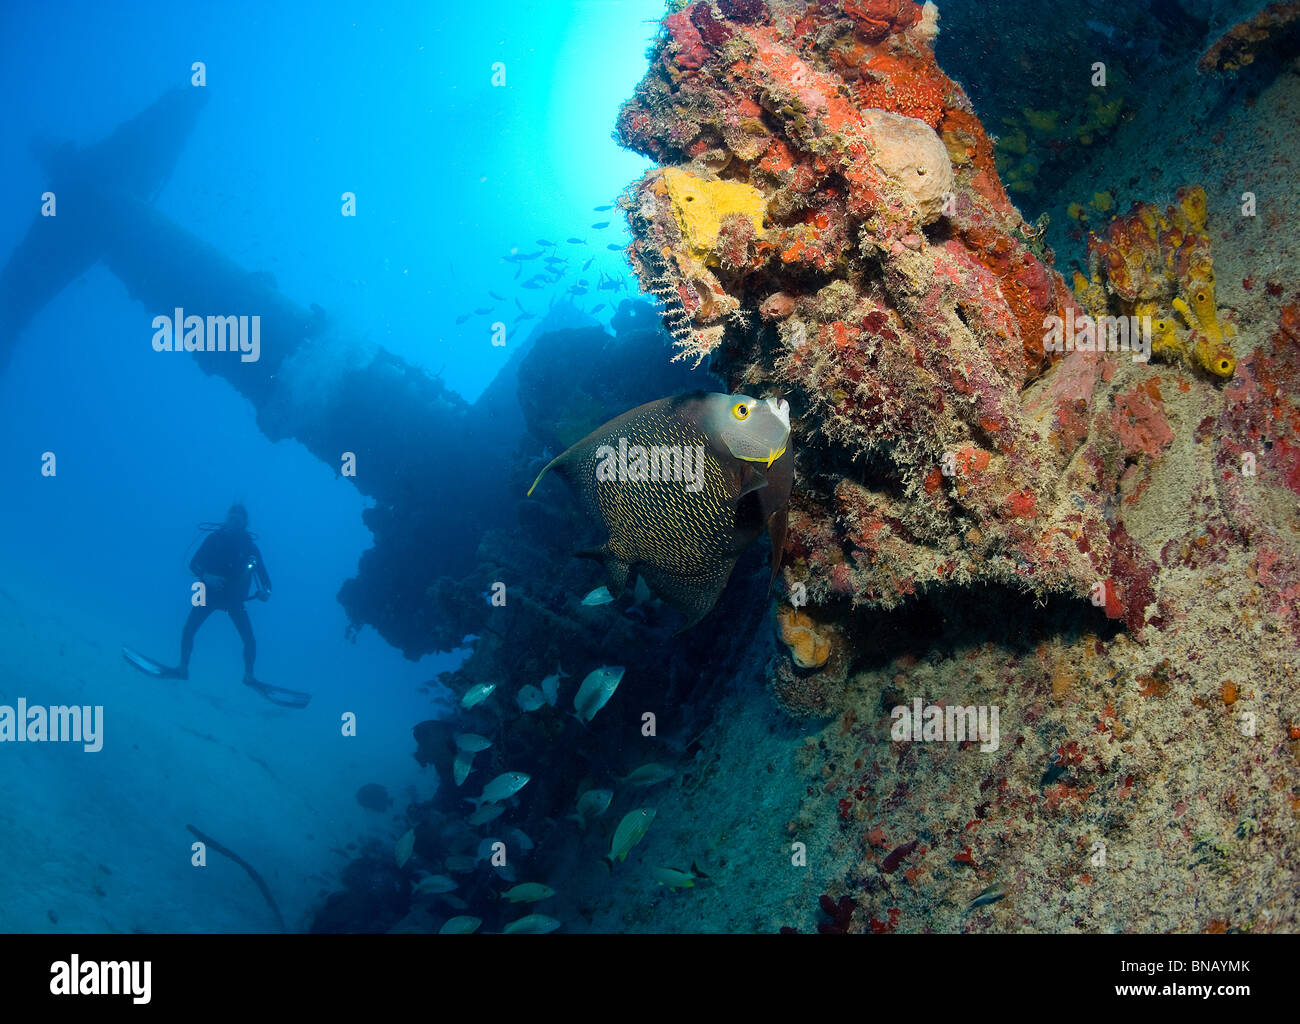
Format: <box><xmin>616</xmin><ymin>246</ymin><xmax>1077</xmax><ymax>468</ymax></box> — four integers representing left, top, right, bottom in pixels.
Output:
<box><xmin>227</xmin><ymin>604</ymin><xmax>257</xmax><ymax>683</ymax></box>
<box><xmin>165</xmin><ymin>605</ymin><xmax>213</xmax><ymax>679</ymax></box>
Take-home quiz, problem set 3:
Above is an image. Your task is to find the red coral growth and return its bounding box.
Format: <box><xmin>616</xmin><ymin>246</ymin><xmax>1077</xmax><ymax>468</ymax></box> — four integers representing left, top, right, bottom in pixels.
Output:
<box><xmin>664</xmin><ymin>12</ymin><xmax>709</xmax><ymax>71</ymax></box>
<box><xmin>1106</xmin><ymin>522</ymin><xmax>1159</xmax><ymax>634</ymax></box>
<box><xmin>867</xmin><ymin>907</ymin><xmax>901</xmax><ymax>933</ymax></box>
<box><xmin>856</xmin><ymin>53</ymin><xmax>948</xmax><ymax>127</ymax></box>
<box><xmin>880</xmin><ymin>838</ymin><xmax>918</xmax><ymax>873</ymax></box>
<box><xmin>689</xmin><ymin>2</ymin><xmax>734</xmax><ymax>48</ymax></box>
<box><xmin>843</xmin><ymin>0</ymin><xmax>922</xmax><ymax>42</ymax></box>
<box><xmin>718</xmin><ymin>0</ymin><xmax>767</xmax><ymax>22</ymax></box>
<box><xmin>818</xmin><ymin>893</ymin><xmax>856</xmax><ymax>934</ymax></box>
<box><xmin>1112</xmin><ymin>379</ymin><xmax>1174</xmax><ymax>457</ymax></box>
<box><xmin>1003</xmin><ymin>489</ymin><xmax>1037</xmax><ymax>519</ymax></box>
<box><xmin>1255</xmin><ymin>544</ymin><xmax>1300</xmax><ymax>642</ymax></box>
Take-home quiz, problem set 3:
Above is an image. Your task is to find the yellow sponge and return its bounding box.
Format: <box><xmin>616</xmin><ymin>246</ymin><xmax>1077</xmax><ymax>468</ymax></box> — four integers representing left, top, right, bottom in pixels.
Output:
<box><xmin>662</xmin><ymin>168</ymin><xmax>766</xmax><ymax>261</ymax></box>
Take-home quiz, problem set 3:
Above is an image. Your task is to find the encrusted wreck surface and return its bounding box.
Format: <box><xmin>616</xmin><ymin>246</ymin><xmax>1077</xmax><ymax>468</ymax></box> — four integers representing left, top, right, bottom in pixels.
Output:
<box><xmin>612</xmin><ymin>0</ymin><xmax>1299</xmax><ymax>717</ymax></box>
<box><xmin>550</xmin><ymin>0</ymin><xmax>1299</xmax><ymax>933</ymax></box>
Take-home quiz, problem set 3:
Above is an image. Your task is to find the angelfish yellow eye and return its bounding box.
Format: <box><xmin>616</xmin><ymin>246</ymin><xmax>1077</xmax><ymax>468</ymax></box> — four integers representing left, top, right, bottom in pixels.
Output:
<box><xmin>732</xmin><ymin>402</ymin><xmax>750</xmax><ymax>421</ymax></box>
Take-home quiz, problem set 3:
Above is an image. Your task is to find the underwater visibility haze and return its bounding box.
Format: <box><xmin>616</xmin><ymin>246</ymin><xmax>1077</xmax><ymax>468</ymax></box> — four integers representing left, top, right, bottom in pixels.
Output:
<box><xmin>1</xmin><ymin>0</ymin><xmax>1299</xmax><ymax>945</ymax></box>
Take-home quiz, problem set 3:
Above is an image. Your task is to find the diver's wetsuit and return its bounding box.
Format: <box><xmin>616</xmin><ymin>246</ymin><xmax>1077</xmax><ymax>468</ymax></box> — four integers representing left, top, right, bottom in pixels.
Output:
<box><xmin>178</xmin><ymin>528</ymin><xmax>271</xmax><ymax>679</ymax></box>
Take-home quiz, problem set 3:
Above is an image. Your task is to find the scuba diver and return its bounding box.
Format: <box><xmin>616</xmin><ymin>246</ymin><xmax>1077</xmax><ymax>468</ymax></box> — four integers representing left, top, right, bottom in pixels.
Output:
<box><xmin>169</xmin><ymin>502</ymin><xmax>269</xmax><ymax>683</ymax></box>
<box><xmin>123</xmin><ymin>503</ymin><xmax>311</xmax><ymax>708</ymax></box>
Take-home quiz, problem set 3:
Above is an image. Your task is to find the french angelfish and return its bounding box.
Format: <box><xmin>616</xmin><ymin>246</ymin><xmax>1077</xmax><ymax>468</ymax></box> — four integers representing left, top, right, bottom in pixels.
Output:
<box><xmin>527</xmin><ymin>392</ymin><xmax>793</xmax><ymax>629</ymax></box>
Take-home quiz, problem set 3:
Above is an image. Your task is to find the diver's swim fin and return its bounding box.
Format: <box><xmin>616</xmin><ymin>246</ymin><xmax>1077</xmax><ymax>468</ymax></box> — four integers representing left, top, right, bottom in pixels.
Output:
<box><xmin>243</xmin><ymin>677</ymin><xmax>312</xmax><ymax>709</ymax></box>
<box><xmin>122</xmin><ymin>647</ymin><xmax>169</xmax><ymax>677</ymax></box>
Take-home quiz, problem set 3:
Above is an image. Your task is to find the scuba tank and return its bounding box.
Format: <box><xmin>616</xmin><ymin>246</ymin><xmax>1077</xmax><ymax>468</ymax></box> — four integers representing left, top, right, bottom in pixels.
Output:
<box><xmin>182</xmin><ymin>522</ymin><xmax>222</xmax><ymax>575</ymax></box>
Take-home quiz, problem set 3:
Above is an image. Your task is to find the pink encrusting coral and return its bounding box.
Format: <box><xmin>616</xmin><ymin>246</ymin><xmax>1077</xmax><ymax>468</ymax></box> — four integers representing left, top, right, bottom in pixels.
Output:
<box><xmin>614</xmin><ymin>0</ymin><xmax>1196</xmax><ymax>661</ymax></box>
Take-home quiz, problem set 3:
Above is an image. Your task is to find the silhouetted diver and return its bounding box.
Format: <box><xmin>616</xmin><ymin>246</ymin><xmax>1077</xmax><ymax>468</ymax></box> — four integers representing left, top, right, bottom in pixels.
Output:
<box><xmin>123</xmin><ymin>504</ymin><xmax>310</xmax><ymax>708</ymax></box>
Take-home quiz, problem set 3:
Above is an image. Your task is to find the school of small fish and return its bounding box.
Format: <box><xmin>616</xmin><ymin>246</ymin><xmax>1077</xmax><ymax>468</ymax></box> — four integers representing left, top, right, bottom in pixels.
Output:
<box><xmin>383</xmin><ymin>520</ymin><xmax>712</xmax><ymax>932</ymax></box>
<box><xmin>455</xmin><ymin>203</ymin><xmax>630</xmax><ymax>328</ymax></box>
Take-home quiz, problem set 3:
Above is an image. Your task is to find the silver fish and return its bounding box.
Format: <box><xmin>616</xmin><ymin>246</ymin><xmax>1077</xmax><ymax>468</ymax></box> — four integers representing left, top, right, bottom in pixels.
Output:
<box><xmin>413</xmin><ymin>874</ymin><xmax>458</xmax><ymax>895</ymax></box>
<box><xmin>516</xmin><ymin>685</ymin><xmax>546</xmax><ymax>713</ymax></box>
<box><xmin>573</xmin><ymin>665</ymin><xmax>625</xmax><ymax>723</ymax></box>
<box><xmin>501</xmin><ymin>882</ymin><xmax>555</xmax><ymax>903</ymax></box>
<box><xmin>461</xmin><ymin>683</ymin><xmax>496</xmax><ymax>709</ymax></box>
<box><xmin>966</xmin><ymin>883</ymin><xmax>1008</xmax><ymax>912</ymax></box>
<box><xmin>439</xmin><ymin>915</ymin><xmax>482</xmax><ymax>934</ymax></box>
<box><xmin>652</xmin><ymin>861</ymin><xmax>708</xmax><ymax>888</ymax></box>
<box><xmin>501</xmin><ymin>826</ymin><xmax>534</xmax><ymax>852</ymax></box>
<box><xmin>608</xmin><ymin>808</ymin><xmax>656</xmax><ymax>865</ymax></box>
<box><xmin>567</xmin><ymin>787</ymin><xmax>613</xmax><ymax>829</ymax></box>
<box><xmin>395</xmin><ymin>828</ymin><xmax>415</xmax><ymax>868</ymax></box>
<box><xmin>453</xmin><ymin>752</ymin><xmax>475</xmax><ymax>788</ymax></box>
<box><xmin>540</xmin><ymin>664</ymin><xmax>569</xmax><ymax>707</ymax></box>
<box><xmin>467</xmin><ymin>803</ymin><xmax>506</xmax><ymax>826</ymax></box>
<box><xmin>455</xmin><ymin>732</ymin><xmax>493</xmax><ymax>753</ymax></box>
<box><xmin>503</xmin><ymin>914</ymin><xmax>561</xmax><ymax>934</ymax></box>
<box><xmin>468</xmin><ymin>771</ymin><xmax>530</xmax><ymax>810</ymax></box>
<box><xmin>616</xmin><ymin>763</ymin><xmax>675</xmax><ymax>788</ymax></box>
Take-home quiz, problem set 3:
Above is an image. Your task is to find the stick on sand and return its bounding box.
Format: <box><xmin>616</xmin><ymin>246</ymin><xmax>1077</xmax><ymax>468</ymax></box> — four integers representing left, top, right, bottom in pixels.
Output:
<box><xmin>187</xmin><ymin>824</ymin><xmax>287</xmax><ymax>932</ymax></box>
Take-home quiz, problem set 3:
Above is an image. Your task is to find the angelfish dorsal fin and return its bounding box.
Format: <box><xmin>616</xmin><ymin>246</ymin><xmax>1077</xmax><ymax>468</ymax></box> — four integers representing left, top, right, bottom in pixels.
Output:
<box><xmin>526</xmin><ymin>453</ymin><xmax>564</xmax><ymax>497</ymax></box>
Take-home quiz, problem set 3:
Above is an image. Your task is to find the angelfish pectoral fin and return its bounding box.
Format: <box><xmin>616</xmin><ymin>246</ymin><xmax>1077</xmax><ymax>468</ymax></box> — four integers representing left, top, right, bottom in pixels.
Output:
<box><xmin>766</xmin><ymin>506</ymin><xmax>789</xmax><ymax>589</ymax></box>
<box><xmin>576</xmin><ymin>546</ymin><xmax>632</xmax><ymax>599</ymax></box>
<box><xmin>736</xmin><ymin>463</ymin><xmax>769</xmax><ymax>498</ymax></box>
<box><xmin>757</xmin><ymin>445</ymin><xmax>793</xmax><ymax>589</ymax></box>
